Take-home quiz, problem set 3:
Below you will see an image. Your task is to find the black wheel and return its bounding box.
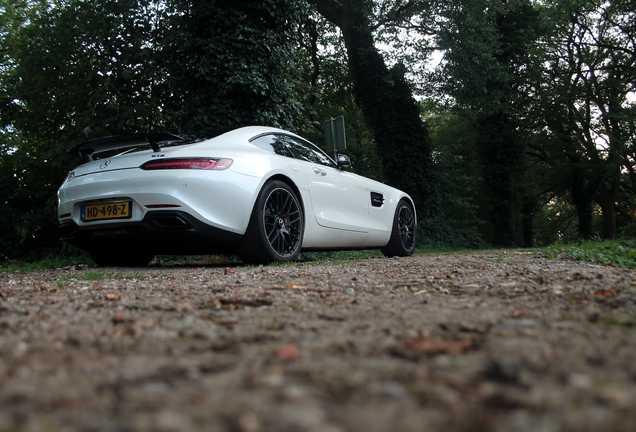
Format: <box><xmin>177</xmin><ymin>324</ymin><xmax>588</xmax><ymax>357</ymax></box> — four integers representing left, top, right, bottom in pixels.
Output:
<box><xmin>381</xmin><ymin>200</ymin><xmax>416</xmax><ymax>257</ymax></box>
<box><xmin>90</xmin><ymin>251</ymin><xmax>154</xmax><ymax>267</ymax></box>
<box><xmin>235</xmin><ymin>180</ymin><xmax>304</xmax><ymax>264</ymax></box>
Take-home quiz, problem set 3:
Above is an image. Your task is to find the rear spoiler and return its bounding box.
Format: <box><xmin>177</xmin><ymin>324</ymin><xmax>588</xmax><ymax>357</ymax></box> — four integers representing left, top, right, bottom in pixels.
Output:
<box><xmin>71</xmin><ymin>133</ymin><xmax>184</xmax><ymax>163</ymax></box>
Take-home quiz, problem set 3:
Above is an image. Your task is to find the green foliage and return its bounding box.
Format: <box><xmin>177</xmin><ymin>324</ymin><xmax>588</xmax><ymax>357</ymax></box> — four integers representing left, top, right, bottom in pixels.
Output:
<box><xmin>534</xmin><ymin>0</ymin><xmax>636</xmax><ymax>240</ymax></box>
<box><xmin>311</xmin><ymin>0</ymin><xmax>440</xmax><ymax>228</ymax></box>
<box><xmin>544</xmin><ymin>240</ymin><xmax>636</xmax><ymax>269</ymax></box>
<box><xmin>160</xmin><ymin>0</ymin><xmax>308</xmax><ymax>131</ymax></box>
<box><xmin>0</xmin><ymin>250</ymin><xmax>93</xmax><ymax>272</ymax></box>
<box><xmin>59</xmin><ymin>270</ymin><xmax>148</xmax><ymax>281</ymax></box>
<box><xmin>422</xmin><ymin>102</ymin><xmax>485</xmax><ymax>248</ymax></box>
<box><xmin>434</xmin><ymin>0</ymin><xmax>544</xmax><ymax>247</ymax></box>
<box><xmin>2</xmin><ymin>0</ymin><xmax>169</xmax><ymax>138</ymax></box>
<box><xmin>294</xmin><ymin>17</ymin><xmax>382</xmax><ymax>181</ymax></box>
<box><xmin>1</xmin><ymin>0</ymin><xmax>170</xmax><ymax>259</ymax></box>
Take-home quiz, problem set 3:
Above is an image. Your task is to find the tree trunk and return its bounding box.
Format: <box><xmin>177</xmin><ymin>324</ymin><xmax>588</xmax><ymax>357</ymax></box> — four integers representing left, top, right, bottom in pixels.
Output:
<box><xmin>475</xmin><ymin>113</ymin><xmax>522</xmax><ymax>246</ymax></box>
<box><xmin>521</xmin><ymin>198</ymin><xmax>536</xmax><ymax>247</ymax></box>
<box><xmin>595</xmin><ymin>170</ymin><xmax>620</xmax><ymax>239</ymax></box>
<box><xmin>545</xmin><ymin>113</ymin><xmax>600</xmax><ymax>240</ymax></box>
<box><xmin>571</xmin><ymin>169</ymin><xmax>599</xmax><ymax>239</ymax></box>
<box><xmin>307</xmin><ymin>0</ymin><xmax>439</xmax><ymax>223</ymax></box>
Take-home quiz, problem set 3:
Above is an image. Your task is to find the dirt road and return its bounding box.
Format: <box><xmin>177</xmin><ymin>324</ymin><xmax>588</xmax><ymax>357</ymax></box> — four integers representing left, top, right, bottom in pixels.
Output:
<box><xmin>1</xmin><ymin>250</ymin><xmax>636</xmax><ymax>432</ymax></box>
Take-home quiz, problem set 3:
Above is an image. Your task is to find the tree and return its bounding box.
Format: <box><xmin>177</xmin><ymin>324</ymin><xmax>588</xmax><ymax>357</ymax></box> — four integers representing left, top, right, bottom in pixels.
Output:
<box><xmin>0</xmin><ymin>0</ymin><xmax>168</xmax><ymax>258</ymax></box>
<box><xmin>536</xmin><ymin>0</ymin><xmax>636</xmax><ymax>239</ymax></box>
<box><xmin>307</xmin><ymin>0</ymin><xmax>440</xmax><ymax>227</ymax></box>
<box><xmin>295</xmin><ymin>16</ymin><xmax>382</xmax><ymax>181</ymax></box>
<box><xmin>160</xmin><ymin>0</ymin><xmax>308</xmax><ymax>132</ymax></box>
<box><xmin>422</xmin><ymin>102</ymin><xmax>485</xmax><ymax>247</ymax></box>
<box><xmin>435</xmin><ymin>0</ymin><xmax>543</xmax><ymax>246</ymax></box>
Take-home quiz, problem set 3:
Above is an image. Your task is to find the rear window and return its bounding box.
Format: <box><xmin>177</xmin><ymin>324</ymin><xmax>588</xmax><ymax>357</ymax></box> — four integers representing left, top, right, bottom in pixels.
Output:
<box><xmin>249</xmin><ymin>133</ymin><xmax>336</xmax><ymax>168</ymax></box>
<box><xmin>158</xmin><ymin>127</ymin><xmax>241</xmax><ymax>149</ymax></box>
<box><xmin>249</xmin><ymin>134</ymin><xmax>294</xmax><ymax>157</ymax></box>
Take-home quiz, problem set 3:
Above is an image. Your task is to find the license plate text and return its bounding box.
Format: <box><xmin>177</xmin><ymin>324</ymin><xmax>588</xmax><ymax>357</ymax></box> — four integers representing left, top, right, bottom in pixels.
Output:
<box><xmin>81</xmin><ymin>202</ymin><xmax>131</xmax><ymax>221</ymax></box>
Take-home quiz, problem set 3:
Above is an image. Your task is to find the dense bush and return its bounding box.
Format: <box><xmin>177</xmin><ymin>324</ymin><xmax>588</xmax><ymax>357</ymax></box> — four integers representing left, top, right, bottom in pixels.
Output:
<box><xmin>544</xmin><ymin>240</ymin><xmax>636</xmax><ymax>269</ymax></box>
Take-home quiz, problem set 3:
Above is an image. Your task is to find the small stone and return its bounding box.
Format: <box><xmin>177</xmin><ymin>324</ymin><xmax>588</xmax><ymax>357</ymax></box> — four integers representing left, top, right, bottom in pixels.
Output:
<box><xmin>569</xmin><ymin>373</ymin><xmax>592</xmax><ymax>389</ymax></box>
<box><xmin>153</xmin><ymin>410</ymin><xmax>192</xmax><ymax>431</ymax></box>
<box><xmin>112</xmin><ymin>314</ymin><xmax>126</xmax><ymax>324</ymax></box>
<box><xmin>484</xmin><ymin>355</ymin><xmax>522</xmax><ymax>383</ymax></box>
<box><xmin>238</xmin><ymin>412</ymin><xmax>261</xmax><ymax>432</ymax></box>
<box><xmin>371</xmin><ymin>381</ymin><xmax>410</xmax><ymax>400</ymax></box>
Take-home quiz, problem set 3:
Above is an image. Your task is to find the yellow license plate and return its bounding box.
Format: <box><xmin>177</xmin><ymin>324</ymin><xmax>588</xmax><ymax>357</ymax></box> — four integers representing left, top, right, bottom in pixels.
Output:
<box><xmin>81</xmin><ymin>202</ymin><xmax>131</xmax><ymax>221</ymax></box>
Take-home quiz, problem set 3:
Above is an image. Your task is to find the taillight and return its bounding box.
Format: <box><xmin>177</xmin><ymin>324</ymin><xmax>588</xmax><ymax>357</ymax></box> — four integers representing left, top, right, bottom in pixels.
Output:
<box><xmin>61</xmin><ymin>171</ymin><xmax>75</xmax><ymax>186</ymax></box>
<box><xmin>140</xmin><ymin>158</ymin><xmax>233</xmax><ymax>170</ymax></box>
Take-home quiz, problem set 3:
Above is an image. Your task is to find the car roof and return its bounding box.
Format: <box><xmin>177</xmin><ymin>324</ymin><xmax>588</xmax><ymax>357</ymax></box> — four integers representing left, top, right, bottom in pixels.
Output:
<box><xmin>70</xmin><ymin>126</ymin><xmax>304</xmax><ymax>162</ymax></box>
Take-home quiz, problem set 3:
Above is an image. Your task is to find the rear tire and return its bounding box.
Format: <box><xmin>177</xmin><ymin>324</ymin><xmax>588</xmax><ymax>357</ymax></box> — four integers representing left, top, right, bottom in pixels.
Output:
<box><xmin>90</xmin><ymin>251</ymin><xmax>154</xmax><ymax>267</ymax></box>
<box><xmin>235</xmin><ymin>180</ymin><xmax>304</xmax><ymax>265</ymax></box>
<box><xmin>381</xmin><ymin>200</ymin><xmax>416</xmax><ymax>257</ymax></box>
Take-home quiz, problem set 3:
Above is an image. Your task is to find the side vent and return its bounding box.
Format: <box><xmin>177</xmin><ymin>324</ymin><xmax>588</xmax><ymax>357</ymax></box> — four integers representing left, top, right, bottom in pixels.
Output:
<box><xmin>370</xmin><ymin>192</ymin><xmax>384</xmax><ymax>208</ymax></box>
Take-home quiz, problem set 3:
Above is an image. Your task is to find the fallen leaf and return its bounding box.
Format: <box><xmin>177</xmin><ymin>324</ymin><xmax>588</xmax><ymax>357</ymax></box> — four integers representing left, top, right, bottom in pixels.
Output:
<box><xmin>219</xmin><ymin>298</ymin><xmax>273</xmax><ymax>307</ymax></box>
<box><xmin>210</xmin><ymin>337</ymin><xmax>240</xmax><ymax>353</ymax></box>
<box><xmin>390</xmin><ymin>336</ymin><xmax>474</xmax><ymax>359</ymax></box>
<box><xmin>460</xmin><ymin>322</ymin><xmax>491</xmax><ymax>333</ymax></box>
<box><xmin>274</xmin><ymin>344</ymin><xmax>301</xmax><ymax>360</ymax></box>
<box><xmin>317</xmin><ymin>313</ymin><xmax>345</xmax><ymax>322</ymax></box>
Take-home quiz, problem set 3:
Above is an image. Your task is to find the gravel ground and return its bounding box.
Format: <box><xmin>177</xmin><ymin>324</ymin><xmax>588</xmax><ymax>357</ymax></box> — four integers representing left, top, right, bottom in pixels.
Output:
<box><xmin>1</xmin><ymin>249</ymin><xmax>636</xmax><ymax>432</ymax></box>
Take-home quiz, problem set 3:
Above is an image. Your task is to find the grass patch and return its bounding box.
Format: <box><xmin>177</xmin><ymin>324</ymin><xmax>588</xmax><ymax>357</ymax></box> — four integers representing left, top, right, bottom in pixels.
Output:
<box><xmin>153</xmin><ymin>255</ymin><xmax>241</xmax><ymax>266</ymax></box>
<box><xmin>59</xmin><ymin>271</ymin><xmax>147</xmax><ymax>281</ymax></box>
<box><xmin>544</xmin><ymin>240</ymin><xmax>636</xmax><ymax>269</ymax></box>
<box><xmin>297</xmin><ymin>249</ymin><xmax>382</xmax><ymax>264</ymax></box>
<box><xmin>1</xmin><ymin>254</ymin><xmax>93</xmax><ymax>272</ymax></box>
<box><xmin>9</xmin><ymin>242</ymin><xmax>604</xmax><ymax>272</ymax></box>
<box><xmin>2</xmin><ymin>246</ymin><xmax>491</xmax><ymax>271</ymax></box>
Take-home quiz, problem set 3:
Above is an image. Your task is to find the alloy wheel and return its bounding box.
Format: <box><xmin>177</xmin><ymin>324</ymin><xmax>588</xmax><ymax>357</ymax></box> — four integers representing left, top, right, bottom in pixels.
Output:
<box><xmin>263</xmin><ymin>188</ymin><xmax>302</xmax><ymax>257</ymax></box>
<box><xmin>398</xmin><ymin>205</ymin><xmax>416</xmax><ymax>252</ymax></box>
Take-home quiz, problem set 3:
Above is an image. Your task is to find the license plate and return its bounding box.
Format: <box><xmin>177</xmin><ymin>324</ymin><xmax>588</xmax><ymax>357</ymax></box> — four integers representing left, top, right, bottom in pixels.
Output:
<box><xmin>81</xmin><ymin>202</ymin><xmax>132</xmax><ymax>222</ymax></box>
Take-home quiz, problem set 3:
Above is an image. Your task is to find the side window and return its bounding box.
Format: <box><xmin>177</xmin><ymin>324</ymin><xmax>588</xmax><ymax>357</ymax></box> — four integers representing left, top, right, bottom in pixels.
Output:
<box><xmin>285</xmin><ymin>136</ymin><xmax>337</xmax><ymax>168</ymax></box>
<box><xmin>249</xmin><ymin>134</ymin><xmax>293</xmax><ymax>158</ymax></box>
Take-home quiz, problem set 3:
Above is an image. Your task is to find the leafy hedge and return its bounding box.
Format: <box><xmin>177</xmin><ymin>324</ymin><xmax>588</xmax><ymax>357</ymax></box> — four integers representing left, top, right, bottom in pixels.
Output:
<box><xmin>544</xmin><ymin>241</ymin><xmax>636</xmax><ymax>269</ymax></box>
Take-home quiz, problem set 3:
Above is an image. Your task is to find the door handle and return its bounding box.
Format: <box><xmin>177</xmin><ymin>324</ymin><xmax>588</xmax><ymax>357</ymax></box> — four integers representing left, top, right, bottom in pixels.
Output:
<box><xmin>313</xmin><ymin>168</ymin><xmax>327</xmax><ymax>176</ymax></box>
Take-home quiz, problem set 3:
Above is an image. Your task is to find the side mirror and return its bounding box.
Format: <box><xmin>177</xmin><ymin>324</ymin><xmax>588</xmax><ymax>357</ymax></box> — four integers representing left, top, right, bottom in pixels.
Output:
<box><xmin>337</xmin><ymin>154</ymin><xmax>352</xmax><ymax>170</ymax></box>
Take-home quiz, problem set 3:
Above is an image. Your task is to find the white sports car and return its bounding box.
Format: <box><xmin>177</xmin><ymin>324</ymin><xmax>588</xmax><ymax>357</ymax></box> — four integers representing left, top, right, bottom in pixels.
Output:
<box><xmin>57</xmin><ymin>126</ymin><xmax>417</xmax><ymax>266</ymax></box>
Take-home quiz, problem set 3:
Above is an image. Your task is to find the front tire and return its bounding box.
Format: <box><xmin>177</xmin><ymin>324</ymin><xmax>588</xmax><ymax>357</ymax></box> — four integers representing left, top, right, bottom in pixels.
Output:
<box><xmin>235</xmin><ymin>180</ymin><xmax>304</xmax><ymax>264</ymax></box>
<box><xmin>381</xmin><ymin>200</ymin><xmax>416</xmax><ymax>257</ymax></box>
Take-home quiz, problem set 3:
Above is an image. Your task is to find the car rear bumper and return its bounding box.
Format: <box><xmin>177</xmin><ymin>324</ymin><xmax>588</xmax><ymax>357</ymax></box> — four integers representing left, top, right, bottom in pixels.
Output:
<box><xmin>60</xmin><ymin>210</ymin><xmax>242</xmax><ymax>255</ymax></box>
